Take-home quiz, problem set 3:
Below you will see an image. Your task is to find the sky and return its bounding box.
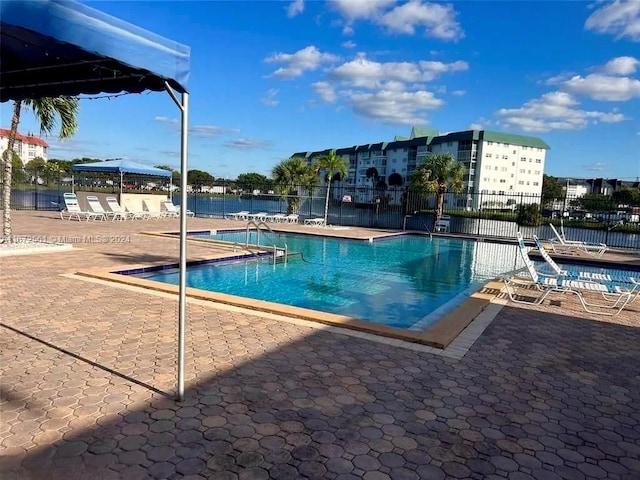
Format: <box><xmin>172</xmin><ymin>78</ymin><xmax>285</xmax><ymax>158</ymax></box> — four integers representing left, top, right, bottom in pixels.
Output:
<box><xmin>2</xmin><ymin>0</ymin><xmax>640</xmax><ymax>180</ymax></box>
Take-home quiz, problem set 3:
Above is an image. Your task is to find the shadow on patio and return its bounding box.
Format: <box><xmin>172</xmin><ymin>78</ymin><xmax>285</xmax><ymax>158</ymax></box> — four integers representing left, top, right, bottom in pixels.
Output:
<box><xmin>1</xmin><ymin>301</ymin><xmax>639</xmax><ymax>479</ymax></box>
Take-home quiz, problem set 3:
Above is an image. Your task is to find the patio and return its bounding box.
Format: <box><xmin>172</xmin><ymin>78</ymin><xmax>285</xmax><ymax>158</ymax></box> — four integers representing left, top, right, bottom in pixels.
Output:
<box><xmin>1</xmin><ymin>211</ymin><xmax>639</xmax><ymax>479</ymax></box>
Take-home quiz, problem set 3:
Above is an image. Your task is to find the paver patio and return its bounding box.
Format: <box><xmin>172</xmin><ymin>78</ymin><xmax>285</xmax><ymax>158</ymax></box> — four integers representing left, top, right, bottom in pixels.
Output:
<box><xmin>1</xmin><ymin>211</ymin><xmax>639</xmax><ymax>479</ymax></box>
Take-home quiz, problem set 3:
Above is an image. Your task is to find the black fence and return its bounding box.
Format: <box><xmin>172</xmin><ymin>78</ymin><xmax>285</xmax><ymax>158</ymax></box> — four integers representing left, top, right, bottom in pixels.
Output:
<box><xmin>6</xmin><ymin>173</ymin><xmax>640</xmax><ymax>250</ymax></box>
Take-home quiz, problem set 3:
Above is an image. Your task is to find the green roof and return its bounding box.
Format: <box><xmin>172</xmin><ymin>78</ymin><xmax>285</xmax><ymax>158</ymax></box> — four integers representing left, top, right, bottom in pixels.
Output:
<box><xmin>410</xmin><ymin>127</ymin><xmax>439</xmax><ymax>139</ymax></box>
<box><xmin>481</xmin><ymin>130</ymin><xmax>550</xmax><ymax>149</ymax></box>
<box><xmin>394</xmin><ymin>135</ymin><xmax>408</xmax><ymax>141</ymax></box>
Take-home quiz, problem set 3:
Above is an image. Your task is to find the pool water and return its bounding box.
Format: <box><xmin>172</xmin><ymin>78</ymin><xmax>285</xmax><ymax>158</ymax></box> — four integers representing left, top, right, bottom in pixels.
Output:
<box><xmin>138</xmin><ymin>232</ymin><xmax>524</xmax><ymax>330</ymax></box>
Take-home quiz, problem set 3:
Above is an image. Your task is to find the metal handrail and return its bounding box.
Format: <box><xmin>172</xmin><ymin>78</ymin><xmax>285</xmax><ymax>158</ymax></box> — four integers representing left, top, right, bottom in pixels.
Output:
<box><xmin>403</xmin><ymin>213</ymin><xmax>433</xmax><ymax>239</ymax></box>
<box><xmin>246</xmin><ymin>220</ymin><xmax>288</xmax><ymax>265</ymax></box>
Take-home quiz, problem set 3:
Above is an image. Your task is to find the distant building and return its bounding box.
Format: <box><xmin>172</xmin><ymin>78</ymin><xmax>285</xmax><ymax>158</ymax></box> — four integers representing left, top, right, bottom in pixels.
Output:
<box><xmin>0</xmin><ymin>128</ymin><xmax>49</xmax><ymax>164</ymax></box>
<box><xmin>292</xmin><ymin>127</ymin><xmax>550</xmax><ymax>209</ymax></box>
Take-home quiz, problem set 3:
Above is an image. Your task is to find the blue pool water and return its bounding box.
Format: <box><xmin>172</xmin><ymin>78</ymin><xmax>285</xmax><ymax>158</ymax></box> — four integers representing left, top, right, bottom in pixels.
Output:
<box><xmin>137</xmin><ymin>231</ymin><xmax>525</xmax><ymax>330</ymax></box>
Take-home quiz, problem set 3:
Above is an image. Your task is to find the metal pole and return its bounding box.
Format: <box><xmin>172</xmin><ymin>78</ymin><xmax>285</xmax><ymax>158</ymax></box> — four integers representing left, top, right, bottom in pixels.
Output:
<box><xmin>165</xmin><ymin>81</ymin><xmax>188</xmax><ymax>402</ymax></box>
<box><xmin>177</xmin><ymin>92</ymin><xmax>189</xmax><ymax>402</ymax></box>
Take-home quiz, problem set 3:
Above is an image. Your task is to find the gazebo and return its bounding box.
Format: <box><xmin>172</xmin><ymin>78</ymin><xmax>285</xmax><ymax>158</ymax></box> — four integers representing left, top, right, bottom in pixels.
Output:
<box><xmin>1</xmin><ymin>0</ymin><xmax>191</xmax><ymax>400</ymax></box>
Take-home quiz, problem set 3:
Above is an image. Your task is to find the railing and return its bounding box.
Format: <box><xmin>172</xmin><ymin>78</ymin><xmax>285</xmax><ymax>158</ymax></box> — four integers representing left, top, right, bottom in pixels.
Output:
<box><xmin>246</xmin><ymin>220</ymin><xmax>288</xmax><ymax>266</ymax></box>
<box><xmin>403</xmin><ymin>214</ymin><xmax>432</xmax><ymax>239</ymax></box>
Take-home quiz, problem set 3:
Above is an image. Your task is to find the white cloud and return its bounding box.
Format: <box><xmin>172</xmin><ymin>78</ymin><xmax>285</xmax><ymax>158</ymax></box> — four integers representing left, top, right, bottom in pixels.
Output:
<box><xmin>154</xmin><ymin>116</ymin><xmax>240</xmax><ymax>138</ymax></box>
<box><xmin>261</xmin><ymin>88</ymin><xmax>279</xmax><ymax>107</ymax></box>
<box><xmin>496</xmin><ymin>91</ymin><xmax>627</xmax><ymax>132</ymax></box>
<box><xmin>562</xmin><ymin>73</ymin><xmax>640</xmax><ymax>101</ymax></box>
<box><xmin>331</xmin><ymin>54</ymin><xmax>468</xmax><ymax>89</ymax></box>
<box><xmin>603</xmin><ymin>56</ymin><xmax>640</xmax><ymax>75</ymax></box>
<box><xmin>312</xmin><ymin>81</ymin><xmax>337</xmax><ymax>102</ymax></box>
<box><xmin>469</xmin><ymin>123</ymin><xmax>484</xmax><ymax>130</ymax></box>
<box><xmin>264</xmin><ymin>46</ymin><xmax>339</xmax><ymax>78</ymax></box>
<box><xmin>348</xmin><ymin>89</ymin><xmax>443</xmax><ymax>125</ymax></box>
<box><xmin>378</xmin><ymin>1</ymin><xmax>464</xmax><ymax>41</ymax></box>
<box><xmin>286</xmin><ymin>0</ymin><xmax>304</xmax><ymax>18</ymax></box>
<box><xmin>331</xmin><ymin>0</ymin><xmax>463</xmax><ymax>40</ymax></box>
<box><xmin>342</xmin><ymin>40</ymin><xmax>357</xmax><ymax>49</ymax></box>
<box><xmin>585</xmin><ymin>0</ymin><xmax>640</xmax><ymax>41</ymax></box>
<box><xmin>582</xmin><ymin>162</ymin><xmax>613</xmax><ymax>172</ymax></box>
<box><xmin>224</xmin><ymin>138</ymin><xmax>273</xmax><ymax>149</ymax></box>
<box><xmin>451</xmin><ymin>90</ymin><xmax>466</xmax><ymax>96</ymax></box>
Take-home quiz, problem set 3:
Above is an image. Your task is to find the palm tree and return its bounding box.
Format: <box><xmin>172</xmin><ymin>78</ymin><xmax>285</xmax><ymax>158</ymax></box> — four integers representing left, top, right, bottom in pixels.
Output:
<box><xmin>2</xmin><ymin>97</ymin><xmax>79</xmax><ymax>242</ymax></box>
<box><xmin>313</xmin><ymin>150</ymin><xmax>348</xmax><ymax>226</ymax></box>
<box><xmin>409</xmin><ymin>153</ymin><xmax>464</xmax><ymax>228</ymax></box>
<box><xmin>272</xmin><ymin>157</ymin><xmax>317</xmax><ymax>214</ymax></box>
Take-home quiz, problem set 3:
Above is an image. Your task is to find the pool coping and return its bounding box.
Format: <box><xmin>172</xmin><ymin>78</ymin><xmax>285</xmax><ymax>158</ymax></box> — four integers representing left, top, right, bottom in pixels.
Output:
<box><xmin>75</xmin><ymin>229</ymin><xmax>507</xmax><ymax>349</ymax></box>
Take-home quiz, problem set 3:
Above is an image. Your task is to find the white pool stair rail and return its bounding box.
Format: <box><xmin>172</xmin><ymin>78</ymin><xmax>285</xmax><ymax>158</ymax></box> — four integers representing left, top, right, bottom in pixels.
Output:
<box><xmin>246</xmin><ymin>220</ymin><xmax>288</xmax><ymax>266</ymax></box>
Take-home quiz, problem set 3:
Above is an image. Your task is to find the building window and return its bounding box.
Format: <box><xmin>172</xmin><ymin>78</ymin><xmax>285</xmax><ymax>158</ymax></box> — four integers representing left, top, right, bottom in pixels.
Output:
<box><xmin>499</xmin><ymin>179</ymin><xmax>506</xmax><ymax>183</ymax></box>
<box><xmin>521</xmin><ymin>157</ymin><xmax>526</xmax><ymax>161</ymax></box>
<box><xmin>535</xmin><ymin>159</ymin><xmax>541</xmax><ymax>163</ymax></box>
<box><xmin>486</xmin><ymin>153</ymin><xmax>492</xmax><ymax>158</ymax></box>
<box><xmin>533</xmin><ymin>182</ymin><xmax>539</xmax><ymax>186</ymax></box>
<box><xmin>534</xmin><ymin>170</ymin><xmax>540</xmax><ymax>174</ymax></box>
<box><xmin>502</xmin><ymin>155</ymin><xmax>508</xmax><ymax>160</ymax></box>
<box><xmin>523</xmin><ymin>146</ymin><xmax>528</xmax><ymax>150</ymax></box>
<box><xmin>519</xmin><ymin>169</ymin><xmax>525</xmax><ymax>173</ymax></box>
<box><xmin>518</xmin><ymin>180</ymin><xmax>524</xmax><ymax>185</ymax></box>
<box><xmin>513</xmin><ymin>150</ymin><xmax>516</xmax><ymax>154</ymax></box>
<box><xmin>487</xmin><ymin>141</ymin><xmax>493</xmax><ymax>146</ymax></box>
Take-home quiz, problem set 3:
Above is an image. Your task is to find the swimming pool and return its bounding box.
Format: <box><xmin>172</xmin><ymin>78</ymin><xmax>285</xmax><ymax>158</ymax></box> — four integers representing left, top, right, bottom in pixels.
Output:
<box><xmin>136</xmin><ymin>231</ymin><xmax>524</xmax><ymax>330</ymax></box>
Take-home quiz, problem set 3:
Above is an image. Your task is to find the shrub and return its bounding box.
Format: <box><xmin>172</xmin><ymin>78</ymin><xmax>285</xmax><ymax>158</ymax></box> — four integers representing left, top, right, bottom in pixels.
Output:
<box><xmin>517</xmin><ymin>203</ymin><xmax>542</xmax><ymax>226</ymax></box>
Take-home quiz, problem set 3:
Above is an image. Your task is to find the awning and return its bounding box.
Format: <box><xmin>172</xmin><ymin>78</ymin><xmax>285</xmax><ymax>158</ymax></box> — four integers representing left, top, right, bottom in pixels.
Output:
<box><xmin>1</xmin><ymin>0</ymin><xmax>191</xmax><ymax>401</ymax></box>
<box><xmin>0</xmin><ymin>0</ymin><xmax>189</xmax><ymax>101</ymax></box>
<box><xmin>72</xmin><ymin>159</ymin><xmax>173</xmax><ymax>177</ymax></box>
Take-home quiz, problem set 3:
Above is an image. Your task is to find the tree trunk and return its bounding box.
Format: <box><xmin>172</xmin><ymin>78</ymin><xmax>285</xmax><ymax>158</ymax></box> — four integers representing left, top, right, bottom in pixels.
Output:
<box><xmin>324</xmin><ymin>175</ymin><xmax>331</xmax><ymax>226</ymax></box>
<box><xmin>2</xmin><ymin>101</ymin><xmax>22</xmax><ymax>243</ymax></box>
<box><xmin>434</xmin><ymin>185</ymin><xmax>445</xmax><ymax>228</ymax></box>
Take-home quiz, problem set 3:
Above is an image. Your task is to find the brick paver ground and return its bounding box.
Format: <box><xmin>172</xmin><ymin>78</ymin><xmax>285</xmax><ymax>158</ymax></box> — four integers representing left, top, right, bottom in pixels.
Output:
<box><xmin>1</xmin><ymin>211</ymin><xmax>639</xmax><ymax>479</ymax></box>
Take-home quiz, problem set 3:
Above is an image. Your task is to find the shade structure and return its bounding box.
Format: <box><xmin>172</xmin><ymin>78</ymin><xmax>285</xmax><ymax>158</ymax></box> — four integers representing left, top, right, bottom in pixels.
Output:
<box><xmin>0</xmin><ymin>0</ymin><xmax>189</xmax><ymax>101</ymax></box>
<box><xmin>72</xmin><ymin>159</ymin><xmax>173</xmax><ymax>177</ymax></box>
<box><xmin>1</xmin><ymin>0</ymin><xmax>191</xmax><ymax>401</ymax></box>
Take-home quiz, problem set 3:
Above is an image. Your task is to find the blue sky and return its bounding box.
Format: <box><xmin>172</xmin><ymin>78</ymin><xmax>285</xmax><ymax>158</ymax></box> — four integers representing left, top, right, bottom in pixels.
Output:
<box><xmin>3</xmin><ymin>0</ymin><xmax>640</xmax><ymax>180</ymax></box>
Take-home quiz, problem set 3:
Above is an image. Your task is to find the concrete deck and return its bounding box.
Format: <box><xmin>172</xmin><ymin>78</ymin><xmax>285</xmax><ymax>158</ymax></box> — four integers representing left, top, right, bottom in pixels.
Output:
<box><xmin>1</xmin><ymin>211</ymin><xmax>639</xmax><ymax>479</ymax></box>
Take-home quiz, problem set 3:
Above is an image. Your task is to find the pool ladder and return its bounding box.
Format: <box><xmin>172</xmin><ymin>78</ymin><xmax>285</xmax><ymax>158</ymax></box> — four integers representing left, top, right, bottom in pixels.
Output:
<box><xmin>403</xmin><ymin>214</ymin><xmax>433</xmax><ymax>239</ymax></box>
<box><xmin>246</xmin><ymin>220</ymin><xmax>288</xmax><ymax>265</ymax></box>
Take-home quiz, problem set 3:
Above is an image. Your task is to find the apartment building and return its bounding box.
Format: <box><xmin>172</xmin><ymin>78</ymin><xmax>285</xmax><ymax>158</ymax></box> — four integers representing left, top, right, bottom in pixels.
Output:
<box><xmin>0</xmin><ymin>128</ymin><xmax>49</xmax><ymax>164</ymax></box>
<box><xmin>292</xmin><ymin>127</ymin><xmax>550</xmax><ymax>209</ymax></box>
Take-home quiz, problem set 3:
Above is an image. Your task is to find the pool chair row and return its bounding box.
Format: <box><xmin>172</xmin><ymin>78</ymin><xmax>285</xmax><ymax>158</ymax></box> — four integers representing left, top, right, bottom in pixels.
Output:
<box><xmin>501</xmin><ymin>232</ymin><xmax>638</xmax><ymax>316</ymax></box>
<box><xmin>59</xmin><ymin>194</ymin><xmax>194</xmax><ymax>221</ymax></box>
<box><xmin>225</xmin><ymin>211</ymin><xmax>299</xmax><ymax>223</ymax></box>
<box><xmin>548</xmin><ymin>222</ymin><xmax>607</xmax><ymax>257</ymax></box>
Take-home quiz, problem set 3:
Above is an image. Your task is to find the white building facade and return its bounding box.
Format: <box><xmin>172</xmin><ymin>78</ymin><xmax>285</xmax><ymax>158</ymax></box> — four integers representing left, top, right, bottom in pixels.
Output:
<box><xmin>0</xmin><ymin>128</ymin><xmax>49</xmax><ymax>164</ymax></box>
<box><xmin>292</xmin><ymin>128</ymin><xmax>550</xmax><ymax>210</ymax></box>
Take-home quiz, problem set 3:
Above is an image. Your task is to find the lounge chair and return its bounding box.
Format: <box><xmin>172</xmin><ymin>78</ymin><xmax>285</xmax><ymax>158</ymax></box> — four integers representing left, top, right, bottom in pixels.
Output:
<box><xmin>124</xmin><ymin>199</ymin><xmax>150</xmax><ymax>220</ymax></box>
<box><xmin>60</xmin><ymin>193</ymin><xmax>105</xmax><ymax>221</ymax></box>
<box><xmin>142</xmin><ymin>199</ymin><xmax>165</xmax><ymax>219</ymax></box>
<box><xmin>434</xmin><ymin>215</ymin><xmax>451</xmax><ymax>233</ymax></box>
<box><xmin>533</xmin><ymin>235</ymin><xmax>639</xmax><ymax>302</ymax></box>
<box><xmin>248</xmin><ymin>212</ymin><xmax>268</xmax><ymax>221</ymax></box>
<box><xmin>548</xmin><ymin>223</ymin><xmax>607</xmax><ymax>258</ymax></box>
<box><xmin>161</xmin><ymin>200</ymin><xmax>194</xmax><ymax>218</ymax></box>
<box><xmin>225</xmin><ymin>211</ymin><xmax>249</xmax><ymax>220</ymax></box>
<box><xmin>284</xmin><ymin>214</ymin><xmax>299</xmax><ymax>224</ymax></box>
<box><xmin>501</xmin><ymin>232</ymin><xmax>634</xmax><ymax>315</ymax></box>
<box><xmin>87</xmin><ymin>195</ymin><xmax>125</xmax><ymax>221</ymax></box>
<box><xmin>265</xmin><ymin>213</ymin><xmax>287</xmax><ymax>223</ymax></box>
<box><xmin>304</xmin><ymin>218</ymin><xmax>326</xmax><ymax>226</ymax></box>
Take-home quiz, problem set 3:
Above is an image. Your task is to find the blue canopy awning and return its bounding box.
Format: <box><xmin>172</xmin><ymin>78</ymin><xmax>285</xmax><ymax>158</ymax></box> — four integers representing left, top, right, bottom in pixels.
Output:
<box><xmin>0</xmin><ymin>0</ymin><xmax>190</xmax><ymax>101</ymax></box>
<box><xmin>72</xmin><ymin>159</ymin><xmax>173</xmax><ymax>177</ymax></box>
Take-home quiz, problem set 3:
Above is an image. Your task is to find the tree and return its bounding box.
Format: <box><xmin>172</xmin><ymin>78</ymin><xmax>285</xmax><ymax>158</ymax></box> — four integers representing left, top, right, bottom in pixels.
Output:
<box><xmin>2</xmin><ymin>96</ymin><xmax>79</xmax><ymax>242</ymax></box>
<box><xmin>187</xmin><ymin>169</ymin><xmax>214</xmax><ymax>191</ymax></box>
<box><xmin>313</xmin><ymin>150</ymin><xmax>348</xmax><ymax>226</ymax></box>
<box><xmin>612</xmin><ymin>188</ymin><xmax>640</xmax><ymax>207</ymax></box>
<box><xmin>541</xmin><ymin>175</ymin><xmax>563</xmax><ymax>205</ymax></box>
<box><xmin>388</xmin><ymin>173</ymin><xmax>403</xmax><ymax>188</ymax></box>
<box><xmin>26</xmin><ymin>156</ymin><xmax>46</xmax><ymax>171</ymax></box>
<box><xmin>571</xmin><ymin>193</ymin><xmax>616</xmax><ymax>212</ymax></box>
<box><xmin>366</xmin><ymin>167</ymin><xmax>379</xmax><ymax>188</ymax></box>
<box><xmin>236</xmin><ymin>172</ymin><xmax>272</xmax><ymax>193</ymax></box>
<box><xmin>272</xmin><ymin>157</ymin><xmax>316</xmax><ymax>214</ymax></box>
<box><xmin>409</xmin><ymin>153</ymin><xmax>464</xmax><ymax>227</ymax></box>
<box><xmin>516</xmin><ymin>203</ymin><xmax>542</xmax><ymax>226</ymax></box>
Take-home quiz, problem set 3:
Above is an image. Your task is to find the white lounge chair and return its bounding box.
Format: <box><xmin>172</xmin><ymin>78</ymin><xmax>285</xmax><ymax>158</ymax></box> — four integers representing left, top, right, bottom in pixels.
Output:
<box><xmin>265</xmin><ymin>213</ymin><xmax>287</xmax><ymax>223</ymax></box>
<box><xmin>87</xmin><ymin>195</ymin><xmax>124</xmax><ymax>221</ymax></box>
<box><xmin>434</xmin><ymin>215</ymin><xmax>451</xmax><ymax>233</ymax></box>
<box><xmin>248</xmin><ymin>212</ymin><xmax>268</xmax><ymax>221</ymax></box>
<box><xmin>533</xmin><ymin>235</ymin><xmax>639</xmax><ymax>302</ymax></box>
<box><xmin>225</xmin><ymin>211</ymin><xmax>249</xmax><ymax>220</ymax></box>
<box><xmin>161</xmin><ymin>200</ymin><xmax>194</xmax><ymax>218</ymax></box>
<box><xmin>548</xmin><ymin>223</ymin><xmax>607</xmax><ymax>258</ymax></box>
<box><xmin>285</xmin><ymin>214</ymin><xmax>299</xmax><ymax>224</ymax></box>
<box><xmin>124</xmin><ymin>199</ymin><xmax>150</xmax><ymax>220</ymax></box>
<box><xmin>142</xmin><ymin>199</ymin><xmax>165</xmax><ymax>219</ymax></box>
<box><xmin>501</xmin><ymin>232</ymin><xmax>633</xmax><ymax>316</ymax></box>
<box><xmin>304</xmin><ymin>218</ymin><xmax>325</xmax><ymax>226</ymax></box>
<box><xmin>60</xmin><ymin>193</ymin><xmax>105</xmax><ymax>221</ymax></box>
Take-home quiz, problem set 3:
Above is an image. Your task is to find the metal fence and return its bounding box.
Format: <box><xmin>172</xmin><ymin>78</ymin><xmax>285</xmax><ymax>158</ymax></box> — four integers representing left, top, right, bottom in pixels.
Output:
<box><xmin>6</xmin><ymin>173</ymin><xmax>640</xmax><ymax>250</ymax></box>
